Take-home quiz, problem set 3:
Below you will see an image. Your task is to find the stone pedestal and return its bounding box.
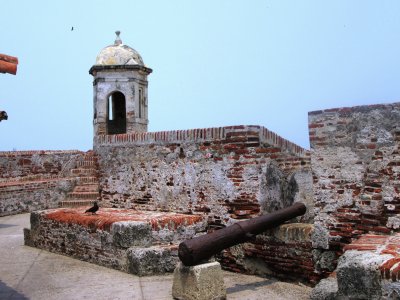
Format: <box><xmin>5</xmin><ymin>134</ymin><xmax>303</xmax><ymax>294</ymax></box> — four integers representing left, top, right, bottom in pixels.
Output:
<box><xmin>172</xmin><ymin>261</ymin><xmax>226</xmax><ymax>300</ymax></box>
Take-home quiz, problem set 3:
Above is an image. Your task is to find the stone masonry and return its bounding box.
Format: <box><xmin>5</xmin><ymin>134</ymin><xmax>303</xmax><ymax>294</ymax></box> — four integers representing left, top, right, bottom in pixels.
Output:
<box><xmin>93</xmin><ymin>124</ymin><xmax>316</xmax><ymax>282</ymax></box>
<box><xmin>0</xmin><ymin>150</ymin><xmax>85</xmax><ymax>216</ymax></box>
<box><xmin>309</xmin><ymin>103</ymin><xmax>400</xmax><ymax>277</ymax></box>
<box><xmin>311</xmin><ymin>233</ymin><xmax>400</xmax><ymax>299</ymax></box>
<box><xmin>60</xmin><ymin>151</ymin><xmax>100</xmax><ymax>207</ymax></box>
<box><xmin>24</xmin><ymin>207</ymin><xmax>207</xmax><ymax>276</ymax></box>
<box><xmin>94</xmin><ymin>125</ymin><xmax>313</xmax><ymax>224</ymax></box>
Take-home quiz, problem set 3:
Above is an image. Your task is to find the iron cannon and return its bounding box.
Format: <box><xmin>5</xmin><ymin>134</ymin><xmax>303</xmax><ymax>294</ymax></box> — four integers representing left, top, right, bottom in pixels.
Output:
<box><xmin>178</xmin><ymin>202</ymin><xmax>306</xmax><ymax>266</ymax></box>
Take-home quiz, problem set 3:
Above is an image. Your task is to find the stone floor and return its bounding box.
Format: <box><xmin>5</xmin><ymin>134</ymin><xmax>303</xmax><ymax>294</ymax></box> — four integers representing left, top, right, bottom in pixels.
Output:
<box><xmin>0</xmin><ymin>213</ymin><xmax>312</xmax><ymax>300</ymax></box>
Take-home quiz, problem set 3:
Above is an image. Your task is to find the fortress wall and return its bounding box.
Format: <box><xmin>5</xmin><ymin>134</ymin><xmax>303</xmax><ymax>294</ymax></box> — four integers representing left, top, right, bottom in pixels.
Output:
<box><xmin>309</xmin><ymin>102</ymin><xmax>400</xmax><ymax>276</ymax></box>
<box><xmin>94</xmin><ymin>125</ymin><xmax>307</xmax><ymax>156</ymax></box>
<box><xmin>95</xmin><ymin>125</ymin><xmax>317</xmax><ymax>282</ymax></box>
<box><xmin>95</xmin><ymin>125</ymin><xmax>313</xmax><ymax>224</ymax></box>
<box><xmin>0</xmin><ymin>150</ymin><xmax>83</xmax><ymax>179</ymax></box>
<box><xmin>0</xmin><ymin>150</ymin><xmax>85</xmax><ymax>216</ymax></box>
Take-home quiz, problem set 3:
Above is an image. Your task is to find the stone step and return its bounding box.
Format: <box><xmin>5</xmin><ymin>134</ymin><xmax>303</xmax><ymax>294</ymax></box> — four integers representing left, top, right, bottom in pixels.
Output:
<box><xmin>73</xmin><ymin>185</ymin><xmax>99</xmax><ymax>193</ymax></box>
<box><xmin>67</xmin><ymin>192</ymin><xmax>99</xmax><ymax>199</ymax></box>
<box><xmin>76</xmin><ymin>160</ymin><xmax>98</xmax><ymax>168</ymax></box>
<box><xmin>59</xmin><ymin>199</ymin><xmax>96</xmax><ymax>207</ymax></box>
<box><xmin>71</xmin><ymin>168</ymin><xmax>98</xmax><ymax>176</ymax></box>
<box><xmin>82</xmin><ymin>159</ymin><xmax>97</xmax><ymax>164</ymax></box>
<box><xmin>78</xmin><ymin>176</ymin><xmax>99</xmax><ymax>184</ymax></box>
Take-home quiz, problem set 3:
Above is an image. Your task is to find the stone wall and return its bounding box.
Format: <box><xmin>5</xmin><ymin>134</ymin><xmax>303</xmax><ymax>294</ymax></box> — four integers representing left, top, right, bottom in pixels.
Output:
<box><xmin>309</xmin><ymin>102</ymin><xmax>400</xmax><ymax>276</ymax></box>
<box><xmin>95</xmin><ymin>125</ymin><xmax>313</xmax><ymax>225</ymax></box>
<box><xmin>94</xmin><ymin>125</ymin><xmax>316</xmax><ymax>282</ymax></box>
<box><xmin>0</xmin><ymin>150</ymin><xmax>85</xmax><ymax>215</ymax></box>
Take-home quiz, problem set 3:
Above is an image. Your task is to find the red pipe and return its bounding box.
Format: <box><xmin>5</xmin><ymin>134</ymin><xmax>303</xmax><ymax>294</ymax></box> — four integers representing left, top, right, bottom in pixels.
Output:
<box><xmin>0</xmin><ymin>60</ymin><xmax>17</xmax><ymax>75</ymax></box>
<box><xmin>0</xmin><ymin>54</ymin><xmax>18</xmax><ymax>64</ymax></box>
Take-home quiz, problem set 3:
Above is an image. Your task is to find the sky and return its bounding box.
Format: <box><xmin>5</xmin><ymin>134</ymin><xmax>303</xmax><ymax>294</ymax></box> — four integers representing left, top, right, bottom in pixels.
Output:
<box><xmin>1</xmin><ymin>1</ymin><xmax>400</xmax><ymax>151</ymax></box>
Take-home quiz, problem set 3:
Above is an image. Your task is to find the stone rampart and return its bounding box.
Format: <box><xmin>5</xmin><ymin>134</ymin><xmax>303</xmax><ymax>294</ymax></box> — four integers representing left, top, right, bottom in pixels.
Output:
<box><xmin>309</xmin><ymin>102</ymin><xmax>400</xmax><ymax>276</ymax></box>
<box><xmin>94</xmin><ymin>125</ymin><xmax>315</xmax><ymax>282</ymax></box>
<box><xmin>94</xmin><ymin>125</ymin><xmax>313</xmax><ymax>224</ymax></box>
<box><xmin>0</xmin><ymin>150</ymin><xmax>85</xmax><ymax>215</ymax></box>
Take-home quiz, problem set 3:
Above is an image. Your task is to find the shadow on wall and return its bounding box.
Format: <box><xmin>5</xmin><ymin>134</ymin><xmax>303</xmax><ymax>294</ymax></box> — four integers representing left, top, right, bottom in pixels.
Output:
<box><xmin>0</xmin><ymin>280</ymin><xmax>29</xmax><ymax>299</ymax></box>
<box><xmin>261</xmin><ymin>163</ymin><xmax>298</xmax><ymax>212</ymax></box>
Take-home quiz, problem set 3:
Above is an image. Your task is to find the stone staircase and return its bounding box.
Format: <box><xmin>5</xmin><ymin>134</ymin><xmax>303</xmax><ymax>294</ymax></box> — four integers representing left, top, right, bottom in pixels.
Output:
<box><xmin>60</xmin><ymin>151</ymin><xmax>100</xmax><ymax>208</ymax></box>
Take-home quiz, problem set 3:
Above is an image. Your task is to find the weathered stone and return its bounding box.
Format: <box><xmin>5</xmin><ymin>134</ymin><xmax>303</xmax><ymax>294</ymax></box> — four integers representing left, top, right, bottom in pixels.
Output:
<box><xmin>127</xmin><ymin>246</ymin><xmax>178</xmax><ymax>276</ymax></box>
<box><xmin>90</xmin><ymin>32</ymin><xmax>151</xmax><ymax>136</ymax></box>
<box><xmin>273</xmin><ymin>223</ymin><xmax>313</xmax><ymax>243</ymax></box>
<box><xmin>0</xmin><ymin>150</ymin><xmax>87</xmax><ymax>216</ymax></box>
<box><xmin>311</xmin><ymin>221</ymin><xmax>330</xmax><ymax>249</ymax></box>
<box><xmin>25</xmin><ymin>208</ymin><xmax>196</xmax><ymax>276</ymax></box>
<box><xmin>172</xmin><ymin>262</ymin><xmax>226</xmax><ymax>300</ymax></box>
<box><xmin>30</xmin><ymin>211</ymin><xmax>41</xmax><ymax>231</ymax></box>
<box><xmin>95</xmin><ymin>125</ymin><xmax>312</xmax><ymax>225</ymax></box>
<box><xmin>111</xmin><ymin>221</ymin><xmax>152</xmax><ymax>248</ymax></box>
<box><xmin>312</xmin><ymin>249</ymin><xmax>336</xmax><ymax>272</ymax></box>
<box><xmin>381</xmin><ymin>282</ymin><xmax>400</xmax><ymax>299</ymax></box>
<box><xmin>310</xmin><ymin>277</ymin><xmax>338</xmax><ymax>300</ymax></box>
<box><xmin>387</xmin><ymin>215</ymin><xmax>400</xmax><ymax>229</ymax></box>
<box><xmin>23</xmin><ymin>228</ymin><xmax>33</xmax><ymax>247</ymax></box>
<box><xmin>336</xmin><ymin>250</ymin><xmax>393</xmax><ymax>299</ymax></box>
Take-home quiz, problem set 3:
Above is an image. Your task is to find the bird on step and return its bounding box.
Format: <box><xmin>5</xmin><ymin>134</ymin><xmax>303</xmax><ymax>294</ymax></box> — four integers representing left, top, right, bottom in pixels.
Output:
<box><xmin>85</xmin><ymin>202</ymin><xmax>99</xmax><ymax>214</ymax></box>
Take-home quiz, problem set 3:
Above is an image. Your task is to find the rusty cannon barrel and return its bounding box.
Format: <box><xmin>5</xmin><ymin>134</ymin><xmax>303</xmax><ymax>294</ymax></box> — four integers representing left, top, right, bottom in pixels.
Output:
<box><xmin>178</xmin><ymin>202</ymin><xmax>306</xmax><ymax>266</ymax></box>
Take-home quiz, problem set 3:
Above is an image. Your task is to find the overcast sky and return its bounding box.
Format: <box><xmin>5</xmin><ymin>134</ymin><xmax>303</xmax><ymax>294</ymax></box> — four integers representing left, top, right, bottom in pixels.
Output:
<box><xmin>1</xmin><ymin>1</ymin><xmax>400</xmax><ymax>151</ymax></box>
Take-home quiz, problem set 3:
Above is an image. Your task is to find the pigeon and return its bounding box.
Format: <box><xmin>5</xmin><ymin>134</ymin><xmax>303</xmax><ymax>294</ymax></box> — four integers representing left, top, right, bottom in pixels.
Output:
<box><xmin>85</xmin><ymin>202</ymin><xmax>99</xmax><ymax>214</ymax></box>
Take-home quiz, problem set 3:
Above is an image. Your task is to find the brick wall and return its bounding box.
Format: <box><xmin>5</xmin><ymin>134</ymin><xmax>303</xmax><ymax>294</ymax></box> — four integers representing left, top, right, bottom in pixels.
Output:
<box><xmin>0</xmin><ymin>150</ymin><xmax>85</xmax><ymax>215</ymax></box>
<box><xmin>309</xmin><ymin>102</ymin><xmax>400</xmax><ymax>276</ymax></box>
<box><xmin>218</xmin><ymin>223</ymin><xmax>319</xmax><ymax>284</ymax></box>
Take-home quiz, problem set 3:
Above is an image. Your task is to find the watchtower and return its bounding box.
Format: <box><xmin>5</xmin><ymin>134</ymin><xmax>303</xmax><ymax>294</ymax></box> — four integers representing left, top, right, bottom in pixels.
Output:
<box><xmin>89</xmin><ymin>31</ymin><xmax>152</xmax><ymax>136</ymax></box>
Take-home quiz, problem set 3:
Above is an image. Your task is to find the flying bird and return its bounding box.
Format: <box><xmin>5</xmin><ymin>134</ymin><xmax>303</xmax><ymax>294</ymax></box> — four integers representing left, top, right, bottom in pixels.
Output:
<box><xmin>85</xmin><ymin>201</ymin><xmax>99</xmax><ymax>214</ymax></box>
<box><xmin>71</xmin><ymin>26</ymin><xmax>74</xmax><ymax>31</ymax></box>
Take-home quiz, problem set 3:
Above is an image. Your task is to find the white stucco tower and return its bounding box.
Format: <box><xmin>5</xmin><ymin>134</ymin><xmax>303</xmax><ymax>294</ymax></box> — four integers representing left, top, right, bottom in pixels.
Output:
<box><xmin>89</xmin><ymin>31</ymin><xmax>152</xmax><ymax>137</ymax></box>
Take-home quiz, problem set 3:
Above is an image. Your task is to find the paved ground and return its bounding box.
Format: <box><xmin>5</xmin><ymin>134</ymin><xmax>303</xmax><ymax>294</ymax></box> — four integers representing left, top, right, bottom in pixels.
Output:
<box><xmin>0</xmin><ymin>213</ymin><xmax>312</xmax><ymax>300</ymax></box>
